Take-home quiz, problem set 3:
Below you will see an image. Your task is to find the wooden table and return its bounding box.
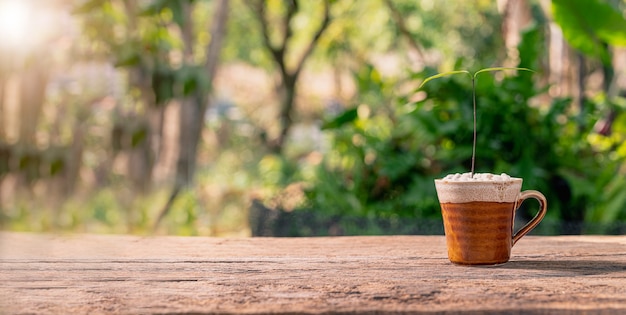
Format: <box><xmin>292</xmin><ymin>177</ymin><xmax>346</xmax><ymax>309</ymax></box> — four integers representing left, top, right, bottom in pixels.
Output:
<box><xmin>1</xmin><ymin>232</ymin><xmax>625</xmax><ymax>314</ymax></box>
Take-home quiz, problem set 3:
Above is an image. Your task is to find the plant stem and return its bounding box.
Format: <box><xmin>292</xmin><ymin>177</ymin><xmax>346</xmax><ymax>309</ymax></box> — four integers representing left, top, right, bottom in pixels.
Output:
<box><xmin>419</xmin><ymin>67</ymin><xmax>534</xmax><ymax>179</ymax></box>
<box><xmin>471</xmin><ymin>77</ymin><xmax>476</xmax><ymax>178</ymax></box>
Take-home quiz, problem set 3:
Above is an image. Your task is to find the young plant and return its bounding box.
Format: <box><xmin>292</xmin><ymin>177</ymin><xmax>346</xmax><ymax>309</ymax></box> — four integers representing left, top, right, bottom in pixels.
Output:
<box><xmin>419</xmin><ymin>67</ymin><xmax>535</xmax><ymax>178</ymax></box>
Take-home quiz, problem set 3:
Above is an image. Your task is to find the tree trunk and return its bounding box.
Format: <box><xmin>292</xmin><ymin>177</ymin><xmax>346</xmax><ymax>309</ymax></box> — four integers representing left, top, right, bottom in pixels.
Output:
<box><xmin>0</xmin><ymin>78</ymin><xmax>5</xmax><ymax>140</ymax></box>
<box><xmin>18</xmin><ymin>58</ymin><xmax>48</xmax><ymax>145</ymax></box>
<box><xmin>63</xmin><ymin>117</ymin><xmax>86</xmax><ymax>196</ymax></box>
<box><xmin>120</xmin><ymin>1</ymin><xmax>157</xmax><ymax>192</ymax></box>
<box><xmin>174</xmin><ymin>0</ymin><xmax>229</xmax><ymax>187</ymax></box>
<box><xmin>250</xmin><ymin>0</ymin><xmax>331</xmax><ymax>154</ymax></box>
<box><xmin>383</xmin><ymin>0</ymin><xmax>427</xmax><ymax>64</ymax></box>
<box><xmin>154</xmin><ymin>0</ymin><xmax>230</xmax><ymax>230</ymax></box>
<box><xmin>175</xmin><ymin>96</ymin><xmax>205</xmax><ymax>186</ymax></box>
<box><xmin>500</xmin><ymin>0</ymin><xmax>532</xmax><ymax>66</ymax></box>
<box><xmin>595</xmin><ymin>43</ymin><xmax>616</xmax><ymax>136</ymax></box>
<box><xmin>576</xmin><ymin>52</ymin><xmax>587</xmax><ymax>131</ymax></box>
<box><xmin>273</xmin><ymin>75</ymin><xmax>297</xmax><ymax>154</ymax></box>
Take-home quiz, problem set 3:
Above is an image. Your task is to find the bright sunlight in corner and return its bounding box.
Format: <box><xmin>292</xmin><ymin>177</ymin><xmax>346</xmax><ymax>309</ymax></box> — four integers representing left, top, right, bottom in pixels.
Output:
<box><xmin>0</xmin><ymin>0</ymin><xmax>33</xmax><ymax>48</ymax></box>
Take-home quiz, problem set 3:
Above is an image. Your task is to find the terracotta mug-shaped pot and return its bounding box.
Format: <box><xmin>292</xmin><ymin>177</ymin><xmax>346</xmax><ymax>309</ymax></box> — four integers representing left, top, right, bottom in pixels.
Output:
<box><xmin>434</xmin><ymin>174</ymin><xmax>547</xmax><ymax>265</ymax></box>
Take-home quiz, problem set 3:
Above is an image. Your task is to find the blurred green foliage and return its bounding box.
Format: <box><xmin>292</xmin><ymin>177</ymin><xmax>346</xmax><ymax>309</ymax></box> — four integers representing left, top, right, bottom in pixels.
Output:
<box><xmin>2</xmin><ymin>0</ymin><xmax>626</xmax><ymax>236</ymax></box>
<box><xmin>552</xmin><ymin>0</ymin><xmax>626</xmax><ymax>65</ymax></box>
<box><xmin>296</xmin><ymin>24</ymin><xmax>626</xmax><ymax>234</ymax></box>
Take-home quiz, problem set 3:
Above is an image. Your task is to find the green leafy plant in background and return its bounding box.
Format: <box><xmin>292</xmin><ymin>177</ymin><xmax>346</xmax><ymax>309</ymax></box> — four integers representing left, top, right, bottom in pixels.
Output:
<box><xmin>551</xmin><ymin>0</ymin><xmax>626</xmax><ymax>229</ymax></box>
<box><xmin>418</xmin><ymin>67</ymin><xmax>535</xmax><ymax>177</ymax></box>
<box><xmin>295</xmin><ymin>24</ymin><xmax>626</xmax><ymax>235</ymax></box>
<box><xmin>304</xmin><ymin>64</ymin><xmax>444</xmax><ymax>231</ymax></box>
<box><xmin>552</xmin><ymin>0</ymin><xmax>626</xmax><ymax>65</ymax></box>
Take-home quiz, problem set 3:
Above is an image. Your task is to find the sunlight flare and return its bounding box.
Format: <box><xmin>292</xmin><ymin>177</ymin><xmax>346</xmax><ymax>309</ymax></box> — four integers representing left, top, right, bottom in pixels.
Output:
<box><xmin>0</xmin><ymin>0</ymin><xmax>31</xmax><ymax>46</ymax></box>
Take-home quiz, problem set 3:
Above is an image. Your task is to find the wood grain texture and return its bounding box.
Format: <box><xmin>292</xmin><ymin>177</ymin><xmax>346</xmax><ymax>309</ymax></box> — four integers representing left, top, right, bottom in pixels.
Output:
<box><xmin>1</xmin><ymin>232</ymin><xmax>626</xmax><ymax>314</ymax></box>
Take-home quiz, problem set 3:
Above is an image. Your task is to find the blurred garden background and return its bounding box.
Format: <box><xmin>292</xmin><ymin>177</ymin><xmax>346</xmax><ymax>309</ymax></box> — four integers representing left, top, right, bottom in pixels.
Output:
<box><xmin>0</xmin><ymin>0</ymin><xmax>625</xmax><ymax>236</ymax></box>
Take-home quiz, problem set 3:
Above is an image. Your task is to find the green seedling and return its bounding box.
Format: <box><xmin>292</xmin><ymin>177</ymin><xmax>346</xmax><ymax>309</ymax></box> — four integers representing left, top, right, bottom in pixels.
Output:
<box><xmin>419</xmin><ymin>67</ymin><xmax>535</xmax><ymax>178</ymax></box>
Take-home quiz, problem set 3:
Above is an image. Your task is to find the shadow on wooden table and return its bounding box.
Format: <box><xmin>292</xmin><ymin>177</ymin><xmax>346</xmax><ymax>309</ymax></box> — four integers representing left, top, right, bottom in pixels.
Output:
<box><xmin>499</xmin><ymin>259</ymin><xmax>626</xmax><ymax>275</ymax></box>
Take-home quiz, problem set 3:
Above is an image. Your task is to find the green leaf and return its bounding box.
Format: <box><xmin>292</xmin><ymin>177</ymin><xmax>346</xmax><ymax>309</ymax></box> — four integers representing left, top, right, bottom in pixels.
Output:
<box><xmin>587</xmin><ymin>174</ymin><xmax>626</xmax><ymax>223</ymax></box>
<box><xmin>141</xmin><ymin>0</ymin><xmax>188</xmax><ymax>28</ymax></box>
<box><xmin>321</xmin><ymin>108</ymin><xmax>358</xmax><ymax>130</ymax></box>
<box><xmin>418</xmin><ymin>70</ymin><xmax>471</xmax><ymax>89</ymax></box>
<box><xmin>418</xmin><ymin>68</ymin><xmax>533</xmax><ymax>89</ymax></box>
<box><xmin>113</xmin><ymin>41</ymin><xmax>144</xmax><ymax>68</ymax></box>
<box><xmin>176</xmin><ymin>65</ymin><xmax>210</xmax><ymax>96</ymax></box>
<box><xmin>152</xmin><ymin>66</ymin><xmax>175</xmax><ymax>105</ymax></box>
<box><xmin>168</xmin><ymin>1</ymin><xmax>186</xmax><ymax>29</ymax></box>
<box><xmin>380</xmin><ymin>153</ymin><xmax>416</xmax><ymax>180</ymax></box>
<box><xmin>552</xmin><ymin>0</ymin><xmax>626</xmax><ymax>64</ymax></box>
<box><xmin>600</xmin><ymin>177</ymin><xmax>626</xmax><ymax>223</ymax></box>
<box><xmin>114</xmin><ymin>53</ymin><xmax>141</xmax><ymax>68</ymax></box>
<box><xmin>517</xmin><ymin>25</ymin><xmax>542</xmax><ymax>70</ymax></box>
<box><xmin>473</xmin><ymin>67</ymin><xmax>534</xmax><ymax>78</ymax></box>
